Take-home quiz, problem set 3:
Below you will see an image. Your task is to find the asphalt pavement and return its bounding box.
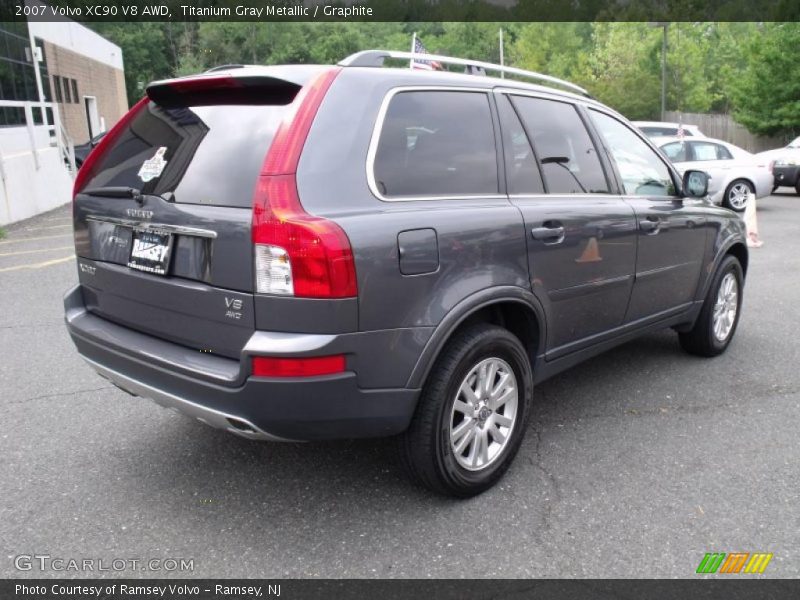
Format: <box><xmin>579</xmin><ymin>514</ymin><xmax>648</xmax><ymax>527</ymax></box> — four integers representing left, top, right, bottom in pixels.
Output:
<box><xmin>1</xmin><ymin>194</ymin><xmax>798</xmax><ymax>578</ymax></box>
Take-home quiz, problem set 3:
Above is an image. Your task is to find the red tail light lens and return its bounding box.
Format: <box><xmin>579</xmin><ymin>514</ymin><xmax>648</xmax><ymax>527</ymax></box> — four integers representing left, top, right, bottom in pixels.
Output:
<box><xmin>252</xmin><ymin>67</ymin><xmax>357</xmax><ymax>299</ymax></box>
<box><xmin>253</xmin><ymin>174</ymin><xmax>357</xmax><ymax>297</ymax></box>
<box><xmin>252</xmin><ymin>355</ymin><xmax>346</xmax><ymax>378</ymax></box>
<box><xmin>72</xmin><ymin>96</ymin><xmax>149</xmax><ymax>199</ymax></box>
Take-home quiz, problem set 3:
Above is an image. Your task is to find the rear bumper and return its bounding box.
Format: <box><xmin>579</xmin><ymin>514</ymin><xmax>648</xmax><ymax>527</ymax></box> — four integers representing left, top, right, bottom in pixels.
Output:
<box><xmin>64</xmin><ymin>285</ymin><xmax>420</xmax><ymax>441</ymax></box>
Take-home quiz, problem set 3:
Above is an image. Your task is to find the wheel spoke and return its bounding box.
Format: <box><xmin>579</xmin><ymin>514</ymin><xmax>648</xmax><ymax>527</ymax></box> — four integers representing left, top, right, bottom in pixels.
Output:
<box><xmin>489</xmin><ymin>386</ymin><xmax>516</xmax><ymax>410</ymax></box>
<box><xmin>453</xmin><ymin>399</ymin><xmax>473</xmax><ymax>416</ymax></box>
<box><xmin>490</xmin><ymin>371</ymin><xmax>510</xmax><ymax>399</ymax></box>
<box><xmin>484</xmin><ymin>361</ymin><xmax>498</xmax><ymax>396</ymax></box>
<box><xmin>451</xmin><ymin>418</ymin><xmax>474</xmax><ymax>446</ymax></box>
<box><xmin>459</xmin><ymin>381</ymin><xmax>479</xmax><ymax>406</ymax></box>
<box><xmin>454</xmin><ymin>426</ymin><xmax>476</xmax><ymax>455</ymax></box>
<box><xmin>489</xmin><ymin>425</ymin><xmax>507</xmax><ymax>445</ymax></box>
<box><xmin>473</xmin><ymin>429</ymin><xmax>489</xmax><ymax>467</ymax></box>
<box><xmin>493</xmin><ymin>413</ymin><xmax>513</xmax><ymax>428</ymax></box>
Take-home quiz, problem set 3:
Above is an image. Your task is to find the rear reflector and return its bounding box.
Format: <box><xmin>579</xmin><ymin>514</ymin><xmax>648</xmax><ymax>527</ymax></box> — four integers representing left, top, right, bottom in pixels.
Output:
<box><xmin>252</xmin><ymin>355</ymin><xmax>346</xmax><ymax>378</ymax></box>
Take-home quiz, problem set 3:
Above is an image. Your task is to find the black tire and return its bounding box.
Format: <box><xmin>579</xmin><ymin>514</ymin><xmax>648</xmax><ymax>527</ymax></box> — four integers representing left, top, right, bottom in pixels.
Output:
<box><xmin>398</xmin><ymin>323</ymin><xmax>533</xmax><ymax>498</ymax></box>
<box><xmin>679</xmin><ymin>255</ymin><xmax>743</xmax><ymax>357</ymax></box>
<box><xmin>722</xmin><ymin>179</ymin><xmax>753</xmax><ymax>212</ymax></box>
<box><xmin>795</xmin><ymin>178</ymin><xmax>800</xmax><ymax>196</ymax></box>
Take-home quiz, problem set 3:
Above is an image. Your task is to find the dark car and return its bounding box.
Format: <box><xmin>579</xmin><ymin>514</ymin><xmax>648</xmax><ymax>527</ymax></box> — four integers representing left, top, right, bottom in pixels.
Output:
<box><xmin>64</xmin><ymin>50</ymin><xmax>748</xmax><ymax>497</ymax></box>
<box><xmin>772</xmin><ymin>153</ymin><xmax>800</xmax><ymax>194</ymax></box>
<box><xmin>73</xmin><ymin>131</ymin><xmax>106</xmax><ymax>168</ymax></box>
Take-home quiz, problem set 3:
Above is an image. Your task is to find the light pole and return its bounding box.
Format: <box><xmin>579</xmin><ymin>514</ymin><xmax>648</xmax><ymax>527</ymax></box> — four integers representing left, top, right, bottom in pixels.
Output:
<box><xmin>649</xmin><ymin>22</ymin><xmax>668</xmax><ymax>121</ymax></box>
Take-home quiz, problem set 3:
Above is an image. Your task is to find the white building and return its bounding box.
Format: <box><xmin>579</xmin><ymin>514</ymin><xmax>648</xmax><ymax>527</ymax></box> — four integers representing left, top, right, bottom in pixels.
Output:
<box><xmin>0</xmin><ymin>5</ymin><xmax>128</xmax><ymax>225</ymax></box>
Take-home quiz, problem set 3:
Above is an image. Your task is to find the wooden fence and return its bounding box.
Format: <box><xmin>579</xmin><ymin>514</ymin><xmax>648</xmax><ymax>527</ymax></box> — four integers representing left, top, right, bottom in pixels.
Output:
<box><xmin>664</xmin><ymin>111</ymin><xmax>784</xmax><ymax>153</ymax></box>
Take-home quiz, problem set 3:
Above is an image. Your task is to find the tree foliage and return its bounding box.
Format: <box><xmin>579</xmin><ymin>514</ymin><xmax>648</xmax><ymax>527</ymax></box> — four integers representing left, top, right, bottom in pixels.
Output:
<box><xmin>732</xmin><ymin>23</ymin><xmax>800</xmax><ymax>138</ymax></box>
<box><xmin>89</xmin><ymin>21</ymin><xmax>800</xmax><ymax>137</ymax></box>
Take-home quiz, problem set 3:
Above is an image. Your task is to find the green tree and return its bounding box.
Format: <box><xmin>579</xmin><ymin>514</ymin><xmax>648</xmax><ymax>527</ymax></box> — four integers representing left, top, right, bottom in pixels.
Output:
<box><xmin>732</xmin><ymin>23</ymin><xmax>800</xmax><ymax>138</ymax></box>
<box><xmin>91</xmin><ymin>23</ymin><xmax>177</xmax><ymax>105</ymax></box>
<box><xmin>575</xmin><ymin>23</ymin><xmax>662</xmax><ymax>119</ymax></box>
<box><xmin>510</xmin><ymin>22</ymin><xmax>590</xmax><ymax>81</ymax></box>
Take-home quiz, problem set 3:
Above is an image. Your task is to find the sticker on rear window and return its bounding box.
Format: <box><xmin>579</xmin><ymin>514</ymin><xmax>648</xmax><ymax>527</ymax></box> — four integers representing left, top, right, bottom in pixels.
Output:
<box><xmin>138</xmin><ymin>146</ymin><xmax>168</xmax><ymax>182</ymax></box>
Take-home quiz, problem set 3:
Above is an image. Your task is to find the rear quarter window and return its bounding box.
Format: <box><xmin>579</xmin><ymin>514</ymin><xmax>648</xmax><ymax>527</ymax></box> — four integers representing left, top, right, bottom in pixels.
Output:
<box><xmin>372</xmin><ymin>90</ymin><xmax>499</xmax><ymax>198</ymax></box>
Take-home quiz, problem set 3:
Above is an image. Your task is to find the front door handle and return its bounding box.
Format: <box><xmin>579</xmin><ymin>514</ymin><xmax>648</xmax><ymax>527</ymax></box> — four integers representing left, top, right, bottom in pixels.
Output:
<box><xmin>531</xmin><ymin>226</ymin><xmax>565</xmax><ymax>241</ymax></box>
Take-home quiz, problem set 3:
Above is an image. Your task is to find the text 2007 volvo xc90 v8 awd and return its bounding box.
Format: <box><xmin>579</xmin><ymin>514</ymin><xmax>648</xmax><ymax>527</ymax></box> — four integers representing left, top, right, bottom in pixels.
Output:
<box><xmin>65</xmin><ymin>50</ymin><xmax>747</xmax><ymax>497</ymax></box>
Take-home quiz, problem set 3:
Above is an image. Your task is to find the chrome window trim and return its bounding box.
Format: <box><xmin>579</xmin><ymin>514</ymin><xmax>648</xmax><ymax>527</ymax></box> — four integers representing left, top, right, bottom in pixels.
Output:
<box><xmin>508</xmin><ymin>193</ymin><xmax>623</xmax><ymax>200</ymax></box>
<box><xmin>366</xmin><ymin>85</ymin><xmax>506</xmax><ymax>203</ymax></box>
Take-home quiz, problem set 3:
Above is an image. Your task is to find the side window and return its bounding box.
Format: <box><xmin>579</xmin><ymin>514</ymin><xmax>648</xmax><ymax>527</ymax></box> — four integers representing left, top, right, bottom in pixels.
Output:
<box><xmin>716</xmin><ymin>144</ymin><xmax>733</xmax><ymax>160</ymax></box>
<box><xmin>511</xmin><ymin>96</ymin><xmax>609</xmax><ymax>194</ymax></box>
<box><xmin>691</xmin><ymin>142</ymin><xmax>721</xmax><ymax>161</ymax></box>
<box><xmin>661</xmin><ymin>141</ymin><xmax>688</xmax><ymax>162</ymax></box>
<box><xmin>372</xmin><ymin>90</ymin><xmax>499</xmax><ymax>198</ymax></box>
<box><xmin>589</xmin><ymin>110</ymin><xmax>676</xmax><ymax>197</ymax></box>
<box><xmin>496</xmin><ymin>94</ymin><xmax>543</xmax><ymax>194</ymax></box>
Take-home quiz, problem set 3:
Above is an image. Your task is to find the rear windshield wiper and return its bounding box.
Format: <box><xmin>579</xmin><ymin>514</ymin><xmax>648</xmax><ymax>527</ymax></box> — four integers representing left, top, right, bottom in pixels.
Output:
<box><xmin>83</xmin><ymin>186</ymin><xmax>143</xmax><ymax>201</ymax></box>
<box><xmin>82</xmin><ymin>187</ymin><xmax>174</xmax><ymax>203</ymax></box>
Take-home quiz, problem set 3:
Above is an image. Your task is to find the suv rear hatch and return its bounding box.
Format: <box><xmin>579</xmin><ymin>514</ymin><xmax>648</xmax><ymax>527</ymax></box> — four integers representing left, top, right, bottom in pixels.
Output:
<box><xmin>72</xmin><ymin>67</ymin><xmax>328</xmax><ymax>359</ymax></box>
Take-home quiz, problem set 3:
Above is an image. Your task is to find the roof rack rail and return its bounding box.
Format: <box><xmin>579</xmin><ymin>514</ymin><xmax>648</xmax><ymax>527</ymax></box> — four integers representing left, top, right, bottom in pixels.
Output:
<box><xmin>339</xmin><ymin>50</ymin><xmax>591</xmax><ymax>98</ymax></box>
<box><xmin>204</xmin><ymin>64</ymin><xmax>246</xmax><ymax>73</ymax></box>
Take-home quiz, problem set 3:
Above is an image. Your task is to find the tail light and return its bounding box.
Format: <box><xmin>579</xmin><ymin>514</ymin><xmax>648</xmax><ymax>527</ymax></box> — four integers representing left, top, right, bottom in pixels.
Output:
<box><xmin>252</xmin><ymin>67</ymin><xmax>357</xmax><ymax>299</ymax></box>
<box><xmin>72</xmin><ymin>96</ymin><xmax>149</xmax><ymax>199</ymax></box>
<box><xmin>252</xmin><ymin>355</ymin><xmax>346</xmax><ymax>378</ymax></box>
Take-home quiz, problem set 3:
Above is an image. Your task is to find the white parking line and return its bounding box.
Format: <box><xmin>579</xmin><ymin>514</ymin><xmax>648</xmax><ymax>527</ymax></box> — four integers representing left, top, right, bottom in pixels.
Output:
<box><xmin>0</xmin><ymin>233</ymin><xmax>72</xmax><ymax>245</ymax></box>
<box><xmin>0</xmin><ymin>245</ymin><xmax>73</xmax><ymax>257</ymax></box>
<box><xmin>25</xmin><ymin>224</ymin><xmax>73</xmax><ymax>231</ymax></box>
<box><xmin>0</xmin><ymin>255</ymin><xmax>75</xmax><ymax>272</ymax></box>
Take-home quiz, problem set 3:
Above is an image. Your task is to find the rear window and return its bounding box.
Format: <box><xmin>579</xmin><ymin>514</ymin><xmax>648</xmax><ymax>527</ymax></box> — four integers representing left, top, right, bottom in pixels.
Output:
<box><xmin>82</xmin><ymin>100</ymin><xmax>290</xmax><ymax>208</ymax></box>
<box><xmin>372</xmin><ymin>90</ymin><xmax>499</xmax><ymax>198</ymax></box>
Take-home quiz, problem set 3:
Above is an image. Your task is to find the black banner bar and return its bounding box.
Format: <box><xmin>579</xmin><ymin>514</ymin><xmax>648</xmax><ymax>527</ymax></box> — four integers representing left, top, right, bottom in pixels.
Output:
<box><xmin>4</xmin><ymin>0</ymin><xmax>800</xmax><ymax>23</ymax></box>
<box><xmin>3</xmin><ymin>579</ymin><xmax>800</xmax><ymax>600</ymax></box>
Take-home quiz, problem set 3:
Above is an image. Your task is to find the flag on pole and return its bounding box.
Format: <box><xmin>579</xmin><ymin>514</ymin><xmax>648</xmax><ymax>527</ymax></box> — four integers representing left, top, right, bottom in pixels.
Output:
<box><xmin>410</xmin><ymin>34</ymin><xmax>442</xmax><ymax>71</ymax></box>
<box><xmin>677</xmin><ymin>121</ymin><xmax>685</xmax><ymax>140</ymax></box>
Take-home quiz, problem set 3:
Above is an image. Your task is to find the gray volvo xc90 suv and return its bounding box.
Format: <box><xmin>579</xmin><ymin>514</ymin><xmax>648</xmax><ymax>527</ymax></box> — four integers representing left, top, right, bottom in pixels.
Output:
<box><xmin>65</xmin><ymin>50</ymin><xmax>747</xmax><ymax>497</ymax></box>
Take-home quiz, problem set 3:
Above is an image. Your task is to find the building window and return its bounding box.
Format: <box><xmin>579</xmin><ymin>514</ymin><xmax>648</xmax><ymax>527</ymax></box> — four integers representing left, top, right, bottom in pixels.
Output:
<box><xmin>71</xmin><ymin>79</ymin><xmax>78</xmax><ymax>103</ymax></box>
<box><xmin>52</xmin><ymin>75</ymin><xmax>62</xmax><ymax>102</ymax></box>
<box><xmin>62</xmin><ymin>77</ymin><xmax>71</xmax><ymax>103</ymax></box>
<box><xmin>0</xmin><ymin>24</ymin><xmax>40</xmax><ymax>105</ymax></box>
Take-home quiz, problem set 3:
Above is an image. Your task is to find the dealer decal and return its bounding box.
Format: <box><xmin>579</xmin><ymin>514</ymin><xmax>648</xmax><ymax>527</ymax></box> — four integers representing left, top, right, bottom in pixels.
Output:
<box><xmin>138</xmin><ymin>146</ymin><xmax>168</xmax><ymax>182</ymax></box>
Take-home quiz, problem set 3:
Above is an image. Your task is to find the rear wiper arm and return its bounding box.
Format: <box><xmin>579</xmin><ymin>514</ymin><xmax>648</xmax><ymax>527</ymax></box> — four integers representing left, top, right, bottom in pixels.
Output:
<box><xmin>81</xmin><ymin>187</ymin><xmax>175</xmax><ymax>203</ymax></box>
<box><xmin>83</xmin><ymin>186</ymin><xmax>143</xmax><ymax>201</ymax></box>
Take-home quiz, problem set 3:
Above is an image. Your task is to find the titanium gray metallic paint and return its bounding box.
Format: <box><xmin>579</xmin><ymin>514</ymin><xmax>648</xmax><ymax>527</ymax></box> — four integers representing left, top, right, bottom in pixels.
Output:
<box><xmin>65</xmin><ymin>64</ymin><xmax>748</xmax><ymax>442</ymax></box>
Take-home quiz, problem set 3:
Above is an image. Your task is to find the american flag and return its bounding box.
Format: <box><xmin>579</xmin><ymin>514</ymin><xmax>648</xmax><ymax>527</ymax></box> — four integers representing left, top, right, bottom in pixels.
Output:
<box><xmin>677</xmin><ymin>122</ymin><xmax>685</xmax><ymax>140</ymax></box>
<box><xmin>411</xmin><ymin>36</ymin><xmax>443</xmax><ymax>71</ymax></box>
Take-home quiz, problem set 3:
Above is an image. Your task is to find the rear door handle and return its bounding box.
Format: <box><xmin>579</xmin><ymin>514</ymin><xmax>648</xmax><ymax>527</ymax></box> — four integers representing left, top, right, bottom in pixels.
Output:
<box><xmin>531</xmin><ymin>226</ymin><xmax>565</xmax><ymax>241</ymax></box>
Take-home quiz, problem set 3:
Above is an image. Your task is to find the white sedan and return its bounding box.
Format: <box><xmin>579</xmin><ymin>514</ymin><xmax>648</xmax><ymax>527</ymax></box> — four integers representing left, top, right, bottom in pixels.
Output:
<box><xmin>655</xmin><ymin>136</ymin><xmax>772</xmax><ymax>212</ymax></box>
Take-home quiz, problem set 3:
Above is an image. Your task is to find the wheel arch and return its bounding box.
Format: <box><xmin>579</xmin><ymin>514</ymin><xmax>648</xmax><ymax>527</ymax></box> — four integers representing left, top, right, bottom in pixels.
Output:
<box><xmin>726</xmin><ymin>241</ymin><xmax>749</xmax><ymax>277</ymax></box>
<box><xmin>406</xmin><ymin>287</ymin><xmax>545</xmax><ymax>390</ymax></box>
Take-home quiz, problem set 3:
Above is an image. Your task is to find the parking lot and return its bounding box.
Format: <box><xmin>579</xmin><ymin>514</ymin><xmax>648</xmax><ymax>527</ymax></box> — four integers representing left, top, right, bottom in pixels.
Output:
<box><xmin>1</xmin><ymin>194</ymin><xmax>798</xmax><ymax>578</ymax></box>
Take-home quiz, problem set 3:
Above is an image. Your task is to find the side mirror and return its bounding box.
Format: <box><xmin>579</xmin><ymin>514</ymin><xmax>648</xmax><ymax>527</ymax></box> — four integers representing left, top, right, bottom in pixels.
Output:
<box><xmin>683</xmin><ymin>169</ymin><xmax>709</xmax><ymax>198</ymax></box>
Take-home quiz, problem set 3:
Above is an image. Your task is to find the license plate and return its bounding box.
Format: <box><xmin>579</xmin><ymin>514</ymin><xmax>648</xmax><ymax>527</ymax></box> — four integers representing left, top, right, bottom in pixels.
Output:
<box><xmin>128</xmin><ymin>229</ymin><xmax>173</xmax><ymax>275</ymax></box>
